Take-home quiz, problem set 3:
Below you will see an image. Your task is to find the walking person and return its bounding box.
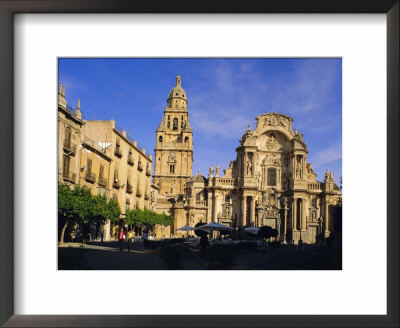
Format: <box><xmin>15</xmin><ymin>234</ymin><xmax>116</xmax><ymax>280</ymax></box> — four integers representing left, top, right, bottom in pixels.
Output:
<box><xmin>127</xmin><ymin>228</ymin><xmax>134</xmax><ymax>252</ymax></box>
<box><xmin>117</xmin><ymin>228</ymin><xmax>126</xmax><ymax>252</ymax></box>
<box><xmin>199</xmin><ymin>234</ymin><xmax>209</xmax><ymax>265</ymax></box>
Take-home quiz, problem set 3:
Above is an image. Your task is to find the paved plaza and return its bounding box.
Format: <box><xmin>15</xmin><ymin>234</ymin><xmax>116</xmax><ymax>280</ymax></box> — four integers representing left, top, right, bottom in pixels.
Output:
<box><xmin>58</xmin><ymin>241</ymin><xmax>341</xmax><ymax>270</ymax></box>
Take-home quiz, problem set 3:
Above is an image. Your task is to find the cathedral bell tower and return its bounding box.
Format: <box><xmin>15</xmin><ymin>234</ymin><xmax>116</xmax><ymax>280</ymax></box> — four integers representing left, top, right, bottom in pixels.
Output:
<box><xmin>153</xmin><ymin>75</ymin><xmax>193</xmax><ymax>196</ymax></box>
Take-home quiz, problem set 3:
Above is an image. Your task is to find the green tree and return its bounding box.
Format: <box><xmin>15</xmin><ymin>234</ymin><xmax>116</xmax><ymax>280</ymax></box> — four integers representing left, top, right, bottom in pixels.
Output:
<box><xmin>125</xmin><ymin>209</ymin><xmax>173</xmax><ymax>237</ymax></box>
<box><xmin>58</xmin><ymin>183</ymin><xmax>121</xmax><ymax>243</ymax></box>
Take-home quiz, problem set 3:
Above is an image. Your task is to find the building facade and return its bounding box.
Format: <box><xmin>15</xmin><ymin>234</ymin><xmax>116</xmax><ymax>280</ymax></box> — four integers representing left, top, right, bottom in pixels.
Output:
<box><xmin>83</xmin><ymin>120</ymin><xmax>153</xmax><ymax>213</ymax></box>
<box><xmin>153</xmin><ymin>77</ymin><xmax>341</xmax><ymax>243</ymax></box>
<box><xmin>58</xmin><ymin>84</ymin><xmax>153</xmax><ymax>240</ymax></box>
<box><xmin>58</xmin><ymin>83</ymin><xmax>84</xmax><ymax>186</ymax></box>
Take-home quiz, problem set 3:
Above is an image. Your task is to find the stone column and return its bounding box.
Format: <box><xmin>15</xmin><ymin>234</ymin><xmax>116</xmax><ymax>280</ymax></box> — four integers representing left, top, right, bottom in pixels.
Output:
<box><xmin>241</xmin><ymin>196</ymin><xmax>246</xmax><ymax>227</ymax></box>
<box><xmin>292</xmin><ymin>197</ymin><xmax>297</xmax><ymax>231</ymax></box>
<box><xmin>251</xmin><ymin>197</ymin><xmax>256</xmax><ymax>226</ymax></box>
<box><xmin>212</xmin><ymin>192</ymin><xmax>217</xmax><ymax>222</ymax></box>
<box><xmin>283</xmin><ymin>207</ymin><xmax>288</xmax><ymax>244</ymax></box>
<box><xmin>302</xmin><ymin>198</ymin><xmax>307</xmax><ymax>231</ymax></box>
<box><xmin>207</xmin><ymin>192</ymin><xmax>212</xmax><ymax>223</ymax></box>
<box><xmin>324</xmin><ymin>198</ymin><xmax>330</xmax><ymax>237</ymax></box>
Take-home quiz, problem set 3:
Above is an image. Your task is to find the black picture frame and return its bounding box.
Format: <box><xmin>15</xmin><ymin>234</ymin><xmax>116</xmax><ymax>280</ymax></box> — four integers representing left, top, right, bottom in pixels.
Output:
<box><xmin>0</xmin><ymin>1</ymin><xmax>398</xmax><ymax>327</ymax></box>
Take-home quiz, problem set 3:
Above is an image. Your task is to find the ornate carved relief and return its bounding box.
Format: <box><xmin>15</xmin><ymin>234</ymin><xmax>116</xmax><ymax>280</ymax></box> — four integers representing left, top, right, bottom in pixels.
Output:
<box><xmin>265</xmin><ymin>134</ymin><xmax>280</xmax><ymax>151</ymax></box>
<box><xmin>261</xmin><ymin>154</ymin><xmax>281</xmax><ymax>166</ymax></box>
<box><xmin>262</xmin><ymin>114</ymin><xmax>289</xmax><ymax>130</ymax></box>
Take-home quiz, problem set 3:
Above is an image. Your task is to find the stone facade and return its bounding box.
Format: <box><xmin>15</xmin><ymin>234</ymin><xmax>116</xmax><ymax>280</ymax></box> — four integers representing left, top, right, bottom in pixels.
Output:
<box><xmin>153</xmin><ymin>77</ymin><xmax>342</xmax><ymax>243</ymax></box>
<box><xmin>83</xmin><ymin>120</ymin><xmax>153</xmax><ymax>213</ymax></box>
<box><xmin>58</xmin><ymin>83</ymin><xmax>84</xmax><ymax>186</ymax></box>
<box><xmin>58</xmin><ymin>84</ymin><xmax>152</xmax><ymax>240</ymax></box>
<box><xmin>152</xmin><ymin>75</ymin><xmax>193</xmax><ymax>236</ymax></box>
<box><xmin>153</xmin><ymin>74</ymin><xmax>193</xmax><ymax>196</ymax></box>
<box><xmin>204</xmin><ymin>113</ymin><xmax>342</xmax><ymax>244</ymax></box>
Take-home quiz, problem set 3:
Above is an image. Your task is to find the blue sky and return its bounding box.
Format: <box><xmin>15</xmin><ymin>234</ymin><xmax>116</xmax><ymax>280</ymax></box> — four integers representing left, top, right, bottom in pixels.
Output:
<box><xmin>59</xmin><ymin>58</ymin><xmax>342</xmax><ymax>184</ymax></box>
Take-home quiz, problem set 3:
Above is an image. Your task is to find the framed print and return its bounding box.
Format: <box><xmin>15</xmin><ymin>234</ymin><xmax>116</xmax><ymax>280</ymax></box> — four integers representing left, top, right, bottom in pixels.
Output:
<box><xmin>0</xmin><ymin>1</ymin><xmax>398</xmax><ymax>327</ymax></box>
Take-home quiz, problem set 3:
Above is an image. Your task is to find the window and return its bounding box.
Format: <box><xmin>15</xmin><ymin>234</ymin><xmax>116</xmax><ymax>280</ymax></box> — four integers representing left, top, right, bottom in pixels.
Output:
<box><xmin>267</xmin><ymin>168</ymin><xmax>277</xmax><ymax>186</ymax></box>
<box><xmin>170</xmin><ymin>165</ymin><xmax>175</xmax><ymax>173</ymax></box>
<box><xmin>86</xmin><ymin>159</ymin><xmax>92</xmax><ymax>174</ymax></box>
<box><xmin>99</xmin><ymin>165</ymin><xmax>104</xmax><ymax>178</ymax></box>
<box><xmin>196</xmin><ymin>193</ymin><xmax>201</xmax><ymax>201</ymax></box>
<box><xmin>184</xmin><ymin>136</ymin><xmax>189</xmax><ymax>143</ymax></box>
<box><xmin>159</xmin><ymin>136</ymin><xmax>163</xmax><ymax>142</ymax></box>
<box><xmin>63</xmin><ymin>155</ymin><xmax>70</xmax><ymax>177</ymax></box>
<box><xmin>64</xmin><ymin>127</ymin><xmax>71</xmax><ymax>147</ymax></box>
<box><xmin>167</xmin><ymin>121</ymin><xmax>170</xmax><ymax>128</ymax></box>
<box><xmin>225</xmin><ymin>195</ymin><xmax>231</xmax><ymax>202</ymax></box>
<box><xmin>173</xmin><ymin>118</ymin><xmax>178</xmax><ymax>130</ymax></box>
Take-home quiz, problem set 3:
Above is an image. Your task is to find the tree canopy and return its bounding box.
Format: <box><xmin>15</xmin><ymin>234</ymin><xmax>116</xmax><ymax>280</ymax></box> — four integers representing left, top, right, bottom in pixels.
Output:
<box><xmin>125</xmin><ymin>208</ymin><xmax>173</xmax><ymax>228</ymax></box>
<box><xmin>58</xmin><ymin>182</ymin><xmax>121</xmax><ymax>223</ymax></box>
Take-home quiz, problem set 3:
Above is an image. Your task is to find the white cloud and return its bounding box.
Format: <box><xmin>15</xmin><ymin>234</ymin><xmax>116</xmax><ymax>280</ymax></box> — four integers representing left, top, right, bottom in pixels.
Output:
<box><xmin>310</xmin><ymin>142</ymin><xmax>342</xmax><ymax>169</ymax></box>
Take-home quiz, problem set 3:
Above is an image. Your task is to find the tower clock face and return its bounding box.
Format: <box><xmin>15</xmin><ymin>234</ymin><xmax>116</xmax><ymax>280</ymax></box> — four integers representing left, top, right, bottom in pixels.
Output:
<box><xmin>170</xmin><ymin>152</ymin><xmax>175</xmax><ymax>158</ymax></box>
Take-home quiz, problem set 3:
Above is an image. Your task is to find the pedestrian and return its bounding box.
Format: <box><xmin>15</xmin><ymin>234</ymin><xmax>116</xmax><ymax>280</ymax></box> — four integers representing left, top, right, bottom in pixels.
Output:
<box><xmin>100</xmin><ymin>226</ymin><xmax>104</xmax><ymax>243</ymax></box>
<box><xmin>127</xmin><ymin>228</ymin><xmax>134</xmax><ymax>252</ymax></box>
<box><xmin>199</xmin><ymin>235</ymin><xmax>209</xmax><ymax>264</ymax></box>
<box><xmin>117</xmin><ymin>228</ymin><xmax>126</xmax><ymax>252</ymax></box>
<box><xmin>298</xmin><ymin>239</ymin><xmax>303</xmax><ymax>251</ymax></box>
<box><xmin>143</xmin><ymin>231</ymin><xmax>148</xmax><ymax>248</ymax></box>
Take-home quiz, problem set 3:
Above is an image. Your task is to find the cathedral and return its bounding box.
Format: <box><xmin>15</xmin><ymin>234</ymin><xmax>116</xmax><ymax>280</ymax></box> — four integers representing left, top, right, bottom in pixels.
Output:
<box><xmin>153</xmin><ymin>75</ymin><xmax>342</xmax><ymax>244</ymax></box>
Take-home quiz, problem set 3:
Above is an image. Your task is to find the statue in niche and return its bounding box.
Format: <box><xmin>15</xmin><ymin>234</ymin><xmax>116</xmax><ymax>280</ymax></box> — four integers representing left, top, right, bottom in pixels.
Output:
<box><xmin>296</xmin><ymin>164</ymin><xmax>301</xmax><ymax>178</ymax></box>
<box><xmin>246</xmin><ymin>160</ymin><xmax>252</xmax><ymax>176</ymax></box>
<box><xmin>215</xmin><ymin>165</ymin><xmax>220</xmax><ymax>177</ymax></box>
<box><xmin>224</xmin><ymin>206</ymin><xmax>230</xmax><ymax>217</ymax></box>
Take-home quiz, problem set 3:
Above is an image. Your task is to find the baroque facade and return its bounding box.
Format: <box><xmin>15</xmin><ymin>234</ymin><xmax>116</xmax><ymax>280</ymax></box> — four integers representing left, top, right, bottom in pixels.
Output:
<box><xmin>154</xmin><ymin>76</ymin><xmax>341</xmax><ymax>243</ymax></box>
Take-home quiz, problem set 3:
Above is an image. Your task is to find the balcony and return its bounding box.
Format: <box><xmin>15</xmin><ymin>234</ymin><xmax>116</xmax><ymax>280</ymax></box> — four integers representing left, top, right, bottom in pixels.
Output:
<box><xmin>145</xmin><ymin>166</ymin><xmax>151</xmax><ymax>176</ymax></box>
<box><xmin>308</xmin><ymin>183</ymin><xmax>323</xmax><ymax>192</ymax></box>
<box><xmin>63</xmin><ymin>140</ymin><xmax>77</xmax><ymax>155</ymax></box>
<box><xmin>137</xmin><ymin>162</ymin><xmax>143</xmax><ymax>172</ymax></box>
<box><xmin>214</xmin><ymin>178</ymin><xmax>235</xmax><ymax>187</ymax></box>
<box><xmin>127</xmin><ymin>154</ymin><xmax>134</xmax><ymax>166</ymax></box>
<box><xmin>114</xmin><ymin>147</ymin><xmax>122</xmax><ymax>158</ymax></box>
<box><xmin>84</xmin><ymin>171</ymin><xmax>96</xmax><ymax>183</ymax></box>
<box><xmin>113</xmin><ymin>179</ymin><xmax>121</xmax><ymax>189</ymax></box>
<box><xmin>126</xmin><ymin>184</ymin><xmax>133</xmax><ymax>194</ymax></box>
<box><xmin>63</xmin><ymin>171</ymin><xmax>76</xmax><ymax>183</ymax></box>
<box><xmin>98</xmin><ymin>177</ymin><xmax>108</xmax><ymax>188</ymax></box>
<box><xmin>195</xmin><ymin>200</ymin><xmax>207</xmax><ymax>207</ymax></box>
